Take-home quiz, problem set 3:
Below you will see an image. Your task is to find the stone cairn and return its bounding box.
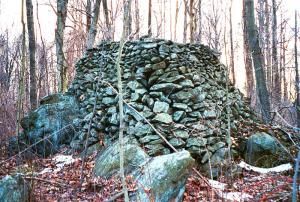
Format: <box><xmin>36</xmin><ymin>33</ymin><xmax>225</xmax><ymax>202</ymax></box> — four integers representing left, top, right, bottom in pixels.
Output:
<box><xmin>68</xmin><ymin>37</ymin><xmax>254</xmax><ymax>164</ymax></box>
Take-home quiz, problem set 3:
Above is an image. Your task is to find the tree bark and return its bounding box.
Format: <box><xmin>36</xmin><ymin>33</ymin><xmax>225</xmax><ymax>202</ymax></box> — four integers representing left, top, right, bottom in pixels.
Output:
<box><xmin>134</xmin><ymin>0</ymin><xmax>139</xmax><ymax>38</ymax></box>
<box><xmin>265</xmin><ymin>0</ymin><xmax>272</xmax><ymax>91</ymax></box>
<box><xmin>272</xmin><ymin>0</ymin><xmax>280</xmax><ymax>102</ymax></box>
<box><xmin>86</xmin><ymin>0</ymin><xmax>91</xmax><ymax>33</ymax></box>
<box><xmin>26</xmin><ymin>0</ymin><xmax>37</xmax><ymax>110</ymax></box>
<box><xmin>86</xmin><ymin>0</ymin><xmax>101</xmax><ymax>49</ymax></box>
<box><xmin>229</xmin><ymin>0</ymin><xmax>235</xmax><ymax>86</ymax></box>
<box><xmin>189</xmin><ymin>0</ymin><xmax>194</xmax><ymax>42</ymax></box>
<box><xmin>123</xmin><ymin>0</ymin><xmax>132</xmax><ymax>38</ymax></box>
<box><xmin>183</xmin><ymin>0</ymin><xmax>188</xmax><ymax>43</ymax></box>
<box><xmin>55</xmin><ymin>0</ymin><xmax>68</xmax><ymax>92</ymax></box>
<box><xmin>148</xmin><ymin>0</ymin><xmax>152</xmax><ymax>36</ymax></box>
<box><xmin>295</xmin><ymin>10</ymin><xmax>300</xmax><ymax>127</ymax></box>
<box><xmin>243</xmin><ymin>0</ymin><xmax>271</xmax><ymax>123</ymax></box>
<box><xmin>196</xmin><ymin>0</ymin><xmax>202</xmax><ymax>43</ymax></box>
<box><xmin>174</xmin><ymin>0</ymin><xmax>179</xmax><ymax>41</ymax></box>
<box><xmin>102</xmin><ymin>0</ymin><xmax>111</xmax><ymax>40</ymax></box>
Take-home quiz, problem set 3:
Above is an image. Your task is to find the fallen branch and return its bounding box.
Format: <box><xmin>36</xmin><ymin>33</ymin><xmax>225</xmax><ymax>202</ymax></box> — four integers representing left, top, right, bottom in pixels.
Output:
<box><xmin>24</xmin><ymin>176</ymin><xmax>69</xmax><ymax>187</ymax></box>
<box><xmin>105</xmin><ymin>191</ymin><xmax>124</xmax><ymax>202</ymax></box>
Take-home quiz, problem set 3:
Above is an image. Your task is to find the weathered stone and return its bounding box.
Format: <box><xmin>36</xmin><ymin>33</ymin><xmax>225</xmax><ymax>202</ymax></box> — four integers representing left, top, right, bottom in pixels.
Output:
<box><xmin>18</xmin><ymin>94</ymin><xmax>79</xmax><ymax>156</ymax></box>
<box><xmin>173</xmin><ymin>103</ymin><xmax>188</xmax><ymax>110</ymax></box>
<box><xmin>169</xmin><ymin>138</ymin><xmax>185</xmax><ymax>147</ymax></box>
<box><xmin>173</xmin><ymin>111</ymin><xmax>186</xmax><ymax>122</ymax></box>
<box><xmin>245</xmin><ymin>132</ymin><xmax>288</xmax><ymax>167</ymax></box>
<box><xmin>150</xmin><ymin>83</ymin><xmax>182</xmax><ymax>91</ymax></box>
<box><xmin>94</xmin><ymin>137</ymin><xmax>148</xmax><ymax>177</ymax></box>
<box><xmin>0</xmin><ymin>174</ymin><xmax>29</xmax><ymax>202</ymax></box>
<box><xmin>132</xmin><ymin>151</ymin><xmax>194</xmax><ymax>202</ymax></box>
<box><xmin>153</xmin><ymin>101</ymin><xmax>169</xmax><ymax>113</ymax></box>
<box><xmin>153</xmin><ymin>113</ymin><xmax>173</xmax><ymax>124</ymax></box>
<box><xmin>174</xmin><ymin>130</ymin><xmax>189</xmax><ymax>139</ymax></box>
<box><xmin>186</xmin><ymin>137</ymin><xmax>207</xmax><ymax>147</ymax></box>
<box><xmin>140</xmin><ymin>135</ymin><xmax>161</xmax><ymax>144</ymax></box>
<box><xmin>203</xmin><ymin>110</ymin><xmax>217</xmax><ymax>119</ymax></box>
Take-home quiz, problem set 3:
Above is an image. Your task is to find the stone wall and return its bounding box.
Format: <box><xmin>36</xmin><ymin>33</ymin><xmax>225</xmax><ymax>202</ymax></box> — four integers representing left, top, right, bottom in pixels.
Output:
<box><xmin>68</xmin><ymin>37</ymin><xmax>255</xmax><ymax>164</ymax></box>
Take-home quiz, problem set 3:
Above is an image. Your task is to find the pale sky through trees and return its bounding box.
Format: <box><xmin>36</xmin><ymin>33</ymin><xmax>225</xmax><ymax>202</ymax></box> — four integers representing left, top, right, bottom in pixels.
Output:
<box><xmin>0</xmin><ymin>0</ymin><xmax>299</xmax><ymax>92</ymax></box>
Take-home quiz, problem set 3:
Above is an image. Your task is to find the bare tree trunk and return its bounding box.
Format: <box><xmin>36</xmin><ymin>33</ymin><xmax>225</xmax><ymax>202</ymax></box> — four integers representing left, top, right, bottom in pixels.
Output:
<box><xmin>26</xmin><ymin>0</ymin><xmax>37</xmax><ymax>110</ymax></box>
<box><xmin>102</xmin><ymin>0</ymin><xmax>111</xmax><ymax>39</ymax></box>
<box><xmin>123</xmin><ymin>0</ymin><xmax>132</xmax><ymax>38</ymax></box>
<box><xmin>86</xmin><ymin>0</ymin><xmax>101</xmax><ymax>49</ymax></box>
<box><xmin>229</xmin><ymin>0</ymin><xmax>235</xmax><ymax>86</ymax></box>
<box><xmin>55</xmin><ymin>0</ymin><xmax>68</xmax><ymax>92</ymax></box>
<box><xmin>86</xmin><ymin>0</ymin><xmax>91</xmax><ymax>33</ymax></box>
<box><xmin>272</xmin><ymin>0</ymin><xmax>280</xmax><ymax>103</ymax></box>
<box><xmin>148</xmin><ymin>0</ymin><xmax>152</xmax><ymax>36</ymax></box>
<box><xmin>17</xmin><ymin>0</ymin><xmax>26</xmax><ymax>136</ymax></box>
<box><xmin>174</xmin><ymin>0</ymin><xmax>179</xmax><ymax>41</ymax></box>
<box><xmin>134</xmin><ymin>0</ymin><xmax>139</xmax><ymax>38</ymax></box>
<box><xmin>295</xmin><ymin>10</ymin><xmax>300</xmax><ymax>127</ymax></box>
<box><xmin>258</xmin><ymin>0</ymin><xmax>265</xmax><ymax>58</ymax></box>
<box><xmin>196</xmin><ymin>0</ymin><xmax>202</xmax><ymax>43</ymax></box>
<box><xmin>244</xmin><ymin>0</ymin><xmax>271</xmax><ymax>123</ymax></box>
<box><xmin>183</xmin><ymin>0</ymin><xmax>188</xmax><ymax>43</ymax></box>
<box><xmin>265</xmin><ymin>0</ymin><xmax>272</xmax><ymax>91</ymax></box>
<box><xmin>281</xmin><ymin>19</ymin><xmax>287</xmax><ymax>100</ymax></box>
<box><xmin>189</xmin><ymin>0</ymin><xmax>195</xmax><ymax>42</ymax></box>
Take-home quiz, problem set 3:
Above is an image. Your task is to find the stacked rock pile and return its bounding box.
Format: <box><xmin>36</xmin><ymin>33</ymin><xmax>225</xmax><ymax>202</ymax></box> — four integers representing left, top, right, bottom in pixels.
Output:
<box><xmin>68</xmin><ymin>37</ymin><xmax>254</xmax><ymax>163</ymax></box>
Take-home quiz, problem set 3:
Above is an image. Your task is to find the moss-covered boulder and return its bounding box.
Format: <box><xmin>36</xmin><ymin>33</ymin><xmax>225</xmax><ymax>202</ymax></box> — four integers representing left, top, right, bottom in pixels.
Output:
<box><xmin>0</xmin><ymin>174</ymin><xmax>29</xmax><ymax>202</ymax></box>
<box><xmin>19</xmin><ymin>93</ymin><xmax>80</xmax><ymax>156</ymax></box>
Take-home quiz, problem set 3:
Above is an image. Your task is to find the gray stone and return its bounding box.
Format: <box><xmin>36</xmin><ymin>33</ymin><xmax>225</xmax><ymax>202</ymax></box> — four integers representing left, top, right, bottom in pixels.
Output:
<box><xmin>174</xmin><ymin>130</ymin><xmax>189</xmax><ymax>139</ymax></box>
<box><xmin>153</xmin><ymin>113</ymin><xmax>173</xmax><ymax>124</ymax></box>
<box><xmin>150</xmin><ymin>83</ymin><xmax>182</xmax><ymax>91</ymax></box>
<box><xmin>140</xmin><ymin>135</ymin><xmax>161</xmax><ymax>144</ymax></box>
<box><xmin>102</xmin><ymin>97</ymin><xmax>116</xmax><ymax>105</ymax></box>
<box><xmin>203</xmin><ymin>110</ymin><xmax>217</xmax><ymax>119</ymax></box>
<box><xmin>169</xmin><ymin>138</ymin><xmax>185</xmax><ymax>147</ymax></box>
<box><xmin>173</xmin><ymin>111</ymin><xmax>186</xmax><ymax>122</ymax></box>
<box><xmin>133</xmin><ymin>151</ymin><xmax>194</xmax><ymax>202</ymax></box>
<box><xmin>153</xmin><ymin>101</ymin><xmax>169</xmax><ymax>113</ymax></box>
<box><xmin>142</xmin><ymin>43</ymin><xmax>158</xmax><ymax>49</ymax></box>
<box><xmin>0</xmin><ymin>174</ymin><xmax>29</xmax><ymax>202</ymax></box>
<box><xmin>173</xmin><ymin>103</ymin><xmax>188</xmax><ymax>110</ymax></box>
<box><xmin>245</xmin><ymin>132</ymin><xmax>287</xmax><ymax>167</ymax></box>
<box><xmin>19</xmin><ymin>94</ymin><xmax>79</xmax><ymax>156</ymax></box>
<box><xmin>94</xmin><ymin>137</ymin><xmax>149</xmax><ymax>177</ymax></box>
<box><xmin>186</xmin><ymin>137</ymin><xmax>207</xmax><ymax>147</ymax></box>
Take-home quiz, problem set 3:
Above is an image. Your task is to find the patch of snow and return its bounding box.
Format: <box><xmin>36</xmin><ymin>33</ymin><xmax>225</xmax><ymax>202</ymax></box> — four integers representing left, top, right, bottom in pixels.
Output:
<box><xmin>238</xmin><ymin>161</ymin><xmax>292</xmax><ymax>174</ymax></box>
<box><xmin>221</xmin><ymin>192</ymin><xmax>253</xmax><ymax>201</ymax></box>
<box><xmin>208</xmin><ymin>179</ymin><xmax>227</xmax><ymax>190</ymax></box>
<box><xmin>38</xmin><ymin>155</ymin><xmax>77</xmax><ymax>175</ymax></box>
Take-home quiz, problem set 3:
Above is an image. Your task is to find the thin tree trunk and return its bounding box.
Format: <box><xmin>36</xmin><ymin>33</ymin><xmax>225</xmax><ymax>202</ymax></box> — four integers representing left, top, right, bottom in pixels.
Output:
<box><xmin>17</xmin><ymin>0</ymin><xmax>26</xmax><ymax>136</ymax></box>
<box><xmin>229</xmin><ymin>0</ymin><xmax>235</xmax><ymax>86</ymax></box>
<box><xmin>258</xmin><ymin>0</ymin><xmax>265</xmax><ymax>59</ymax></box>
<box><xmin>265</xmin><ymin>0</ymin><xmax>272</xmax><ymax>91</ymax></box>
<box><xmin>174</xmin><ymin>0</ymin><xmax>179</xmax><ymax>41</ymax></box>
<box><xmin>123</xmin><ymin>0</ymin><xmax>132</xmax><ymax>38</ymax></box>
<box><xmin>189</xmin><ymin>0</ymin><xmax>194</xmax><ymax>42</ymax></box>
<box><xmin>148</xmin><ymin>0</ymin><xmax>152</xmax><ymax>36</ymax></box>
<box><xmin>244</xmin><ymin>0</ymin><xmax>271</xmax><ymax>123</ymax></box>
<box><xmin>183</xmin><ymin>0</ymin><xmax>188</xmax><ymax>43</ymax></box>
<box><xmin>86</xmin><ymin>0</ymin><xmax>91</xmax><ymax>33</ymax></box>
<box><xmin>86</xmin><ymin>0</ymin><xmax>101</xmax><ymax>49</ymax></box>
<box><xmin>55</xmin><ymin>0</ymin><xmax>68</xmax><ymax>92</ymax></box>
<box><xmin>295</xmin><ymin>10</ymin><xmax>300</xmax><ymax>127</ymax></box>
<box><xmin>134</xmin><ymin>0</ymin><xmax>139</xmax><ymax>39</ymax></box>
<box><xmin>272</xmin><ymin>0</ymin><xmax>280</xmax><ymax>102</ymax></box>
<box><xmin>26</xmin><ymin>0</ymin><xmax>37</xmax><ymax>110</ymax></box>
<box><xmin>196</xmin><ymin>0</ymin><xmax>202</xmax><ymax>43</ymax></box>
<box><xmin>102</xmin><ymin>0</ymin><xmax>111</xmax><ymax>40</ymax></box>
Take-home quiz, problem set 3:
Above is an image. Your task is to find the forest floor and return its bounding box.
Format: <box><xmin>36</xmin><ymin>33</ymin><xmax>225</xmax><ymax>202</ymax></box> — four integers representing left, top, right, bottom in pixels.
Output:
<box><xmin>0</xmin><ymin>143</ymin><xmax>296</xmax><ymax>202</ymax></box>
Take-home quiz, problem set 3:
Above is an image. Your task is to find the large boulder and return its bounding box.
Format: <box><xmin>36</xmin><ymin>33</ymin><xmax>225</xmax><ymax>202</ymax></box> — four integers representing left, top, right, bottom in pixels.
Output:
<box><xmin>0</xmin><ymin>174</ymin><xmax>29</xmax><ymax>202</ymax></box>
<box><xmin>244</xmin><ymin>132</ymin><xmax>288</xmax><ymax>167</ymax></box>
<box><xmin>94</xmin><ymin>137</ymin><xmax>194</xmax><ymax>202</ymax></box>
<box><xmin>94</xmin><ymin>137</ymin><xmax>149</xmax><ymax>178</ymax></box>
<box><xmin>19</xmin><ymin>93</ymin><xmax>80</xmax><ymax>156</ymax></box>
<box><xmin>132</xmin><ymin>151</ymin><xmax>194</xmax><ymax>202</ymax></box>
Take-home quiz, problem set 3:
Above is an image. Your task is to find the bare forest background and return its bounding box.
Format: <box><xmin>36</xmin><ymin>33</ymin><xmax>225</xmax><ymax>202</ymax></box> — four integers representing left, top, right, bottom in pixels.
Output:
<box><xmin>0</xmin><ymin>0</ymin><xmax>299</xmax><ymax>138</ymax></box>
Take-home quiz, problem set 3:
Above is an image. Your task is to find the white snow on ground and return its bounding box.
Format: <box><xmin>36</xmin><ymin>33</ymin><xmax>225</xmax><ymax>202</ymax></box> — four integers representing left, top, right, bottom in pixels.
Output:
<box><xmin>238</xmin><ymin>161</ymin><xmax>293</xmax><ymax>174</ymax></box>
<box><xmin>38</xmin><ymin>155</ymin><xmax>77</xmax><ymax>174</ymax></box>
<box><xmin>209</xmin><ymin>179</ymin><xmax>253</xmax><ymax>201</ymax></box>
